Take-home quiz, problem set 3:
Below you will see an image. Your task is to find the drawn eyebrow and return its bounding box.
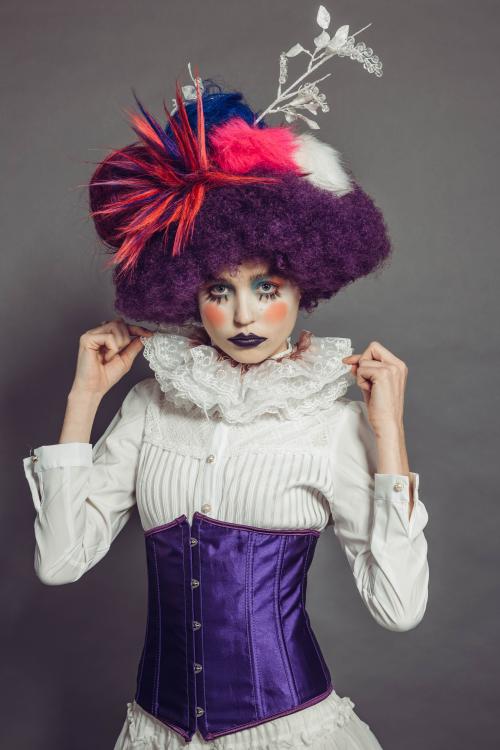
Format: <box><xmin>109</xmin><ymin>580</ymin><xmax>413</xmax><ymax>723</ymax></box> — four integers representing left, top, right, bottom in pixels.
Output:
<box><xmin>204</xmin><ymin>272</ymin><xmax>271</xmax><ymax>286</ymax></box>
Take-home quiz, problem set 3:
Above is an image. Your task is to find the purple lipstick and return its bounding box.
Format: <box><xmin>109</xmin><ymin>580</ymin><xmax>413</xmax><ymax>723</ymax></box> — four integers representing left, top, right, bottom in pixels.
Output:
<box><xmin>227</xmin><ymin>333</ymin><xmax>267</xmax><ymax>348</ymax></box>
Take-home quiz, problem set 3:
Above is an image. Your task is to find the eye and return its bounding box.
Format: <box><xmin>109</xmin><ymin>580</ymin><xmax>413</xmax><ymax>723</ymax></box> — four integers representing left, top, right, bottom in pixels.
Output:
<box><xmin>205</xmin><ymin>283</ymin><xmax>230</xmax><ymax>304</ymax></box>
<box><xmin>256</xmin><ymin>281</ymin><xmax>280</xmax><ymax>301</ymax></box>
<box><xmin>204</xmin><ymin>280</ymin><xmax>281</xmax><ymax>304</ymax></box>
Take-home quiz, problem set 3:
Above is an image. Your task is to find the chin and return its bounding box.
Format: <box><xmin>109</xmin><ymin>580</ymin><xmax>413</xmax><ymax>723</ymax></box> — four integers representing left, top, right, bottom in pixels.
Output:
<box><xmin>220</xmin><ymin>341</ymin><xmax>271</xmax><ymax>364</ymax></box>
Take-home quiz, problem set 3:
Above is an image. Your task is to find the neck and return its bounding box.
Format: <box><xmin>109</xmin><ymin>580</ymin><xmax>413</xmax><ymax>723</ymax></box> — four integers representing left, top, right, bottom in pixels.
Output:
<box><xmin>267</xmin><ymin>337</ymin><xmax>293</xmax><ymax>360</ymax></box>
<box><xmin>209</xmin><ymin>336</ymin><xmax>294</xmax><ymax>369</ymax></box>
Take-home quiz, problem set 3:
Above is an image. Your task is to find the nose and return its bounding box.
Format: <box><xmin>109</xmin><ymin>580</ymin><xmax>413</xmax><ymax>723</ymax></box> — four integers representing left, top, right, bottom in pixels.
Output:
<box><xmin>233</xmin><ymin>291</ymin><xmax>256</xmax><ymax>326</ymax></box>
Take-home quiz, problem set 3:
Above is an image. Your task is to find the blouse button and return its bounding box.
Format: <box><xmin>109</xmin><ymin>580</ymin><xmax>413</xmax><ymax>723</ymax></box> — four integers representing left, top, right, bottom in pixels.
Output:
<box><xmin>206</xmin><ymin>454</ymin><xmax>215</xmax><ymax>463</ymax></box>
<box><xmin>31</xmin><ymin>455</ymin><xmax>39</xmax><ymax>463</ymax></box>
<box><xmin>201</xmin><ymin>503</ymin><xmax>212</xmax><ymax>513</ymax></box>
<box><xmin>194</xmin><ymin>662</ymin><xmax>203</xmax><ymax>673</ymax></box>
<box><xmin>191</xmin><ymin>578</ymin><xmax>200</xmax><ymax>588</ymax></box>
<box><xmin>196</xmin><ymin>707</ymin><xmax>205</xmax><ymax>717</ymax></box>
<box><xmin>393</xmin><ymin>480</ymin><xmax>405</xmax><ymax>492</ymax></box>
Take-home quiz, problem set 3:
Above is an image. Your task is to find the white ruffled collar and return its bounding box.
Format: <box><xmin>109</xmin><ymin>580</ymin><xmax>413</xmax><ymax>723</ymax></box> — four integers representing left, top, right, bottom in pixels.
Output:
<box><xmin>140</xmin><ymin>323</ymin><xmax>355</xmax><ymax>424</ymax></box>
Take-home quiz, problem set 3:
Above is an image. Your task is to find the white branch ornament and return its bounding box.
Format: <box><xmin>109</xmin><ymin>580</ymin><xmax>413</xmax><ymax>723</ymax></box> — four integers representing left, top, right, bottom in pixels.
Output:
<box><xmin>169</xmin><ymin>62</ymin><xmax>205</xmax><ymax>115</ymax></box>
<box><xmin>254</xmin><ymin>4</ymin><xmax>383</xmax><ymax>129</ymax></box>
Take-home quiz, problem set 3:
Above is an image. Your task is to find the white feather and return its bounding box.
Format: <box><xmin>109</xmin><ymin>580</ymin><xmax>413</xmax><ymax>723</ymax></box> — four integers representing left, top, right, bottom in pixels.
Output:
<box><xmin>292</xmin><ymin>132</ymin><xmax>353</xmax><ymax>196</ymax></box>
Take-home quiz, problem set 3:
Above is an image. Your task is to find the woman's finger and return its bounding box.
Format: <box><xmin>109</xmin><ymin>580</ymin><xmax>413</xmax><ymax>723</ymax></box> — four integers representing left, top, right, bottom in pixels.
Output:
<box><xmin>81</xmin><ymin>332</ymin><xmax>119</xmax><ymax>360</ymax></box>
<box><xmin>361</xmin><ymin>340</ymin><xmax>402</xmax><ymax>365</ymax></box>
<box><xmin>88</xmin><ymin>319</ymin><xmax>125</xmax><ymax>343</ymax></box>
<box><xmin>98</xmin><ymin>320</ymin><xmax>128</xmax><ymax>350</ymax></box>
<box><xmin>119</xmin><ymin>336</ymin><xmax>146</xmax><ymax>370</ymax></box>
<box><xmin>128</xmin><ymin>324</ymin><xmax>154</xmax><ymax>336</ymax></box>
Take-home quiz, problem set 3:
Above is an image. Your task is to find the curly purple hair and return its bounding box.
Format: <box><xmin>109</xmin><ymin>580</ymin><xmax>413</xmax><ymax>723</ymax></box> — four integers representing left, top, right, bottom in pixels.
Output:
<box><xmin>88</xmin><ymin>81</ymin><xmax>392</xmax><ymax>325</ymax></box>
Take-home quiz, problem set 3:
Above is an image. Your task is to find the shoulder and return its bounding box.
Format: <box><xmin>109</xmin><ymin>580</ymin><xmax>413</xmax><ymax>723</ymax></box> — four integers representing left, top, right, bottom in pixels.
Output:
<box><xmin>342</xmin><ymin>397</ymin><xmax>368</xmax><ymax>419</ymax></box>
<box><xmin>120</xmin><ymin>376</ymin><xmax>159</xmax><ymax>416</ymax></box>
<box><xmin>326</xmin><ymin>397</ymin><xmax>378</xmax><ymax>470</ymax></box>
<box><xmin>322</xmin><ymin>397</ymin><xmax>366</xmax><ymax>424</ymax></box>
<box><xmin>340</xmin><ymin>397</ymin><xmax>372</xmax><ymax>428</ymax></box>
<box><xmin>326</xmin><ymin>397</ymin><xmax>373</xmax><ymax>444</ymax></box>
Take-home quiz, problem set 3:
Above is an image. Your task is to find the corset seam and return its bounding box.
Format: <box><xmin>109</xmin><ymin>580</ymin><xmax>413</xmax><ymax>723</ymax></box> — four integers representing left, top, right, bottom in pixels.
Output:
<box><xmin>274</xmin><ymin>536</ymin><xmax>299</xmax><ymax>705</ymax></box>
<box><xmin>152</xmin><ymin>537</ymin><xmax>162</xmax><ymax>716</ymax></box>
<box><xmin>245</xmin><ymin>532</ymin><xmax>261</xmax><ymax>719</ymax></box>
<box><xmin>301</xmin><ymin>535</ymin><xmax>329</xmax><ymax>684</ymax></box>
<box><xmin>180</xmin><ymin>523</ymin><xmax>190</xmax><ymax>726</ymax></box>
<box><xmin>197</xmin><ymin>519</ymin><xmax>208</xmax><ymax>726</ymax></box>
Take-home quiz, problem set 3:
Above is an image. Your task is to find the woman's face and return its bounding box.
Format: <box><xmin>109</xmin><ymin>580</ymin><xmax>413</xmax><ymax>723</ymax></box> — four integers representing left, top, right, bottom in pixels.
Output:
<box><xmin>197</xmin><ymin>260</ymin><xmax>301</xmax><ymax>364</ymax></box>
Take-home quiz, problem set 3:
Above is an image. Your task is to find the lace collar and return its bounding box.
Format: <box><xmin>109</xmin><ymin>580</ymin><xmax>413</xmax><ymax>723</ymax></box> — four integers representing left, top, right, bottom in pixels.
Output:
<box><xmin>140</xmin><ymin>323</ymin><xmax>355</xmax><ymax>424</ymax></box>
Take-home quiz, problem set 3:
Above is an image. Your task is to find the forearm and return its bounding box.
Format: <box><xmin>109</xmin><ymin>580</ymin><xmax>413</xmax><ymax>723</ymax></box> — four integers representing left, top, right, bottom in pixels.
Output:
<box><xmin>58</xmin><ymin>389</ymin><xmax>103</xmax><ymax>444</ymax></box>
<box><xmin>375</xmin><ymin>424</ymin><xmax>414</xmax><ymax>518</ymax></box>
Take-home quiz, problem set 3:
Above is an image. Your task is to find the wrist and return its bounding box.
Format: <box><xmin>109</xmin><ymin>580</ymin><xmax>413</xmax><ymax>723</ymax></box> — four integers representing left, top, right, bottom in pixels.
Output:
<box><xmin>373</xmin><ymin>421</ymin><xmax>404</xmax><ymax>441</ymax></box>
<box><xmin>67</xmin><ymin>388</ymin><xmax>103</xmax><ymax>409</ymax></box>
<box><xmin>374</xmin><ymin>421</ymin><xmax>410</xmax><ymax>475</ymax></box>
<box><xmin>60</xmin><ymin>389</ymin><xmax>102</xmax><ymax>444</ymax></box>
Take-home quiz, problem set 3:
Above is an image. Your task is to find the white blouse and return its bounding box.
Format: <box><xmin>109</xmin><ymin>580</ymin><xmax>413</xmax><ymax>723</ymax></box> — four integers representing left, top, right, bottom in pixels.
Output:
<box><xmin>22</xmin><ymin>325</ymin><xmax>429</xmax><ymax>750</ymax></box>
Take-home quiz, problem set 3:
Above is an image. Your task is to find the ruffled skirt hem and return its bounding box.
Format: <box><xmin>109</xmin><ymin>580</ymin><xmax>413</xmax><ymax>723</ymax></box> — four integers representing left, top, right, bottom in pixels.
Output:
<box><xmin>113</xmin><ymin>690</ymin><xmax>384</xmax><ymax>749</ymax></box>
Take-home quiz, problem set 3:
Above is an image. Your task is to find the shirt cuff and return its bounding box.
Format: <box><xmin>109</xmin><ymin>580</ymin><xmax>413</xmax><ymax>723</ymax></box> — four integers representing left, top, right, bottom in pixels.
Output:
<box><xmin>374</xmin><ymin>472</ymin><xmax>420</xmax><ymax>534</ymax></box>
<box><xmin>26</xmin><ymin>443</ymin><xmax>93</xmax><ymax>473</ymax></box>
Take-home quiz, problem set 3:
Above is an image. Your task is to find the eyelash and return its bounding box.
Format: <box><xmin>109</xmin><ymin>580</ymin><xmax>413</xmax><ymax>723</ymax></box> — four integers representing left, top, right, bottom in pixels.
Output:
<box><xmin>206</xmin><ymin>281</ymin><xmax>281</xmax><ymax>305</ymax></box>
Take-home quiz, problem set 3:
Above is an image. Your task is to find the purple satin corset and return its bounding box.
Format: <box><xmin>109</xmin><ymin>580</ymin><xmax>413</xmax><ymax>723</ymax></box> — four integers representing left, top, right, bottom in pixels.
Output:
<box><xmin>135</xmin><ymin>512</ymin><xmax>333</xmax><ymax>742</ymax></box>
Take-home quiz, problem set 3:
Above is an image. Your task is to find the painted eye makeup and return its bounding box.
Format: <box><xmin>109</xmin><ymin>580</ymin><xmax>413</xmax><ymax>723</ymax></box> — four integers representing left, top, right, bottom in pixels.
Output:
<box><xmin>256</xmin><ymin>281</ymin><xmax>280</xmax><ymax>301</ymax></box>
<box><xmin>205</xmin><ymin>280</ymin><xmax>281</xmax><ymax>304</ymax></box>
<box><xmin>205</xmin><ymin>284</ymin><xmax>230</xmax><ymax>304</ymax></box>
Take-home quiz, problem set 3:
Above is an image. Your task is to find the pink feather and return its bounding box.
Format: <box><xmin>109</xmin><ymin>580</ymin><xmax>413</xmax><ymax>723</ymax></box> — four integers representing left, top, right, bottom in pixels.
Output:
<box><xmin>208</xmin><ymin>117</ymin><xmax>303</xmax><ymax>174</ymax></box>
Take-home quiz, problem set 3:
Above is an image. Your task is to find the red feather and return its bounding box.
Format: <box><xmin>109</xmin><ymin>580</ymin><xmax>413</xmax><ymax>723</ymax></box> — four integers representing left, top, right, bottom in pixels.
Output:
<box><xmin>90</xmin><ymin>66</ymin><xmax>279</xmax><ymax>277</ymax></box>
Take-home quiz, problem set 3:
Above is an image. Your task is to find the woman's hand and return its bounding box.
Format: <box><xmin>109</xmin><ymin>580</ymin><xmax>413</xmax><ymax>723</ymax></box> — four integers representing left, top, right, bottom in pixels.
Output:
<box><xmin>342</xmin><ymin>341</ymin><xmax>408</xmax><ymax>438</ymax></box>
<box><xmin>70</xmin><ymin>318</ymin><xmax>154</xmax><ymax>399</ymax></box>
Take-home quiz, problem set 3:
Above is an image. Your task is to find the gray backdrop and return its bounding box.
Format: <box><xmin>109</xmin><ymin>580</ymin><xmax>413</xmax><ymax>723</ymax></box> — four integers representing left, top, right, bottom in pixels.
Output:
<box><xmin>3</xmin><ymin>0</ymin><xmax>498</xmax><ymax>748</ymax></box>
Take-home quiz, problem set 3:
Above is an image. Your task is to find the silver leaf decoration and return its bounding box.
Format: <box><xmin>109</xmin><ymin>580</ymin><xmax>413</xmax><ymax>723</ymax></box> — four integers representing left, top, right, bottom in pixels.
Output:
<box><xmin>313</xmin><ymin>30</ymin><xmax>331</xmax><ymax>49</ymax></box>
<box><xmin>286</xmin><ymin>43</ymin><xmax>306</xmax><ymax>57</ymax></box>
<box><xmin>254</xmin><ymin>4</ymin><xmax>383</xmax><ymax>129</ymax></box>
<box><xmin>317</xmin><ymin>5</ymin><xmax>331</xmax><ymax>30</ymax></box>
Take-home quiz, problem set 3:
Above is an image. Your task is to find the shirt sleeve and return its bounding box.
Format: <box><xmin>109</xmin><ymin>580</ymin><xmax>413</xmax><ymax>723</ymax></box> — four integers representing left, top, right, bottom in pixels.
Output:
<box><xmin>327</xmin><ymin>399</ymin><xmax>429</xmax><ymax>632</ymax></box>
<box><xmin>21</xmin><ymin>378</ymin><xmax>154</xmax><ymax>585</ymax></box>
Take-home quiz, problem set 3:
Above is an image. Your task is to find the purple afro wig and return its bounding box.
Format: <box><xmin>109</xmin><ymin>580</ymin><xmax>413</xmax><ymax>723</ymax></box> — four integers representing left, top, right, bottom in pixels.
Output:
<box><xmin>88</xmin><ymin>77</ymin><xmax>392</xmax><ymax>325</ymax></box>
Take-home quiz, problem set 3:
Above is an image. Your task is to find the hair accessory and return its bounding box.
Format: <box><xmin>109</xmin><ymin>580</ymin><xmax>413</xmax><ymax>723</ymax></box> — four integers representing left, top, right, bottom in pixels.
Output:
<box><xmin>173</xmin><ymin>6</ymin><xmax>383</xmax><ymax>130</ymax></box>
<box><xmin>169</xmin><ymin>62</ymin><xmax>205</xmax><ymax>115</ymax></box>
<box><xmin>88</xmin><ymin>2</ymin><xmax>391</xmax><ymax>327</ymax></box>
<box><xmin>255</xmin><ymin>4</ymin><xmax>383</xmax><ymax>129</ymax></box>
<box><xmin>90</xmin><ymin>70</ymin><xmax>280</xmax><ymax>276</ymax></box>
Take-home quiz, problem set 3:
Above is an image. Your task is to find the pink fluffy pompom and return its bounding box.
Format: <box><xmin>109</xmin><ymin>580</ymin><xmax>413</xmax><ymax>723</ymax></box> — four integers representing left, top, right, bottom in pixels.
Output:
<box><xmin>208</xmin><ymin>117</ymin><xmax>303</xmax><ymax>175</ymax></box>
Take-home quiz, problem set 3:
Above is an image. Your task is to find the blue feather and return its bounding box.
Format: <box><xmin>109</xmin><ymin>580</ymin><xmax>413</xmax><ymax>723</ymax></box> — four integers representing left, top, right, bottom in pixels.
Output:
<box><xmin>165</xmin><ymin>78</ymin><xmax>268</xmax><ymax>148</ymax></box>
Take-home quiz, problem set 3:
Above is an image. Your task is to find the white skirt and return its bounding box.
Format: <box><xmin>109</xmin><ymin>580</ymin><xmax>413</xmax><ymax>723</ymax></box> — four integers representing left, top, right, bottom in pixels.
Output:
<box><xmin>113</xmin><ymin>689</ymin><xmax>384</xmax><ymax>749</ymax></box>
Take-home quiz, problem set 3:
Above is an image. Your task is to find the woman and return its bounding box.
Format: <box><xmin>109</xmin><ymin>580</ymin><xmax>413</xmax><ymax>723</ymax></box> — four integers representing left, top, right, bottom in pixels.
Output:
<box><xmin>22</xmin><ymin>18</ymin><xmax>429</xmax><ymax>748</ymax></box>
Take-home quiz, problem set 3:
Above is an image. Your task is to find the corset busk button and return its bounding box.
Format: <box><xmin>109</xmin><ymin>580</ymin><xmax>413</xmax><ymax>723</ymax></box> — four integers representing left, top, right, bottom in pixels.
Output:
<box><xmin>191</xmin><ymin>578</ymin><xmax>200</xmax><ymax>588</ymax></box>
<box><xmin>196</xmin><ymin>706</ymin><xmax>204</xmax><ymax>717</ymax></box>
<box><xmin>190</xmin><ymin>537</ymin><xmax>198</xmax><ymax>546</ymax></box>
<box><xmin>194</xmin><ymin>662</ymin><xmax>203</xmax><ymax>673</ymax></box>
<box><xmin>192</xmin><ymin>620</ymin><xmax>201</xmax><ymax>630</ymax></box>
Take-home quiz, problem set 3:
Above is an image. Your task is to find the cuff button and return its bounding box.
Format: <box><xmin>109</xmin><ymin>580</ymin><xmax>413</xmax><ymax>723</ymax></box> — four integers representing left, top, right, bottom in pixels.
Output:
<box><xmin>393</xmin><ymin>480</ymin><xmax>405</xmax><ymax>492</ymax></box>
